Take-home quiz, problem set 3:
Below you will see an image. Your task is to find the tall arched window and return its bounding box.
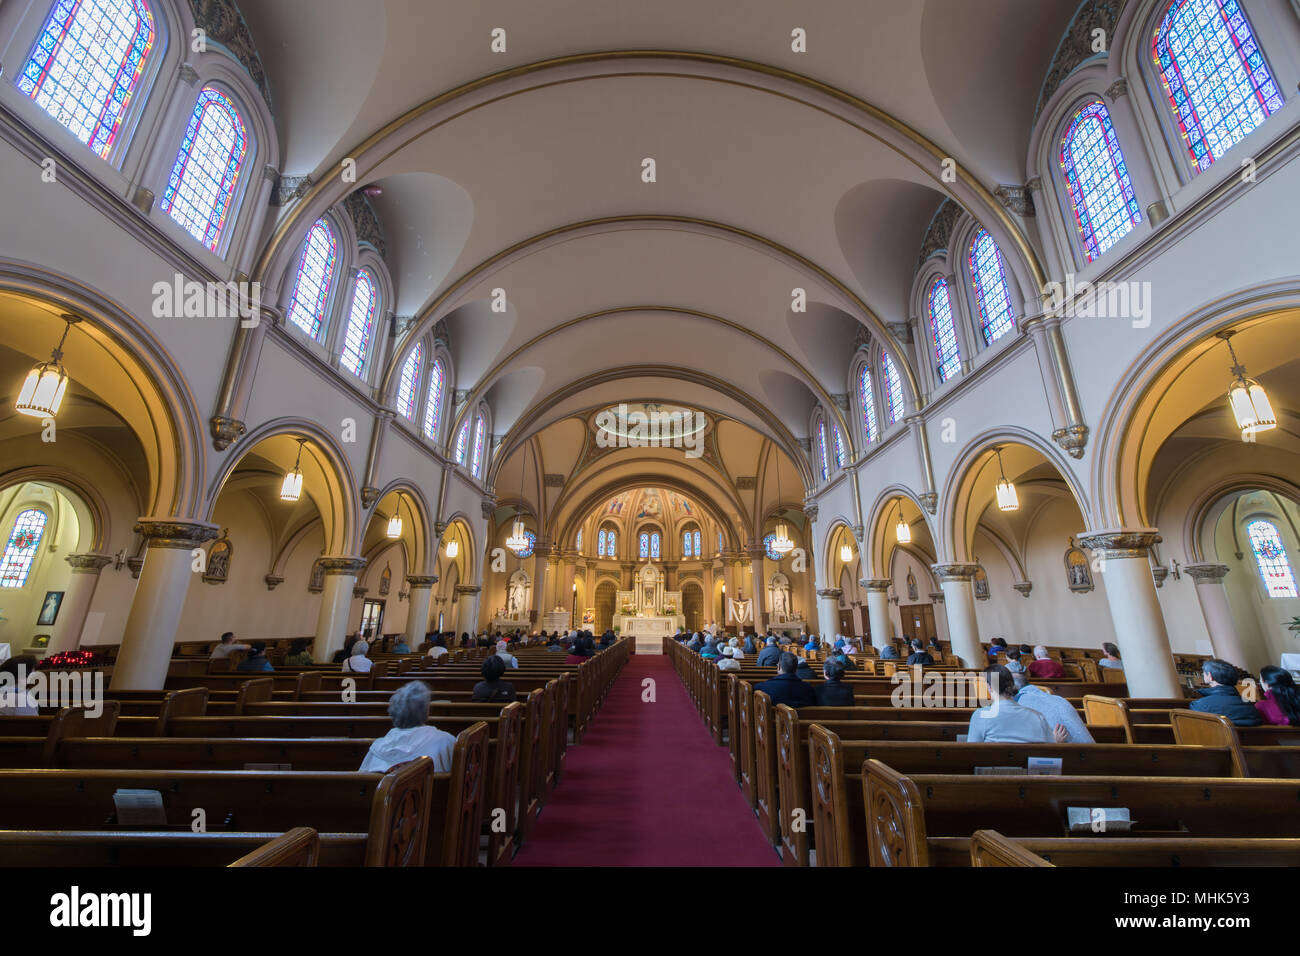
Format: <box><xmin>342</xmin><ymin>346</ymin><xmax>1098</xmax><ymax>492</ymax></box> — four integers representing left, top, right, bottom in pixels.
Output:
<box><xmin>597</xmin><ymin>528</ymin><xmax>607</xmax><ymax>557</ymax></box>
<box><xmin>1060</xmin><ymin>101</ymin><xmax>1142</xmax><ymax>262</ymax></box>
<box><xmin>1247</xmin><ymin>519</ymin><xmax>1298</xmax><ymax>597</ymax></box>
<box><xmin>639</xmin><ymin>532</ymin><xmax>649</xmax><ymax>559</ymax></box>
<box><xmin>454</xmin><ymin>419</ymin><xmax>470</xmax><ymax>464</ymax></box>
<box><xmin>968</xmin><ymin>231</ymin><xmax>1016</xmax><ymax>345</ymax></box>
<box><xmin>0</xmin><ymin>509</ymin><xmax>49</xmax><ymax>588</ymax></box>
<box><xmin>683</xmin><ymin>530</ymin><xmax>694</xmax><ymax>558</ymax></box>
<box><xmin>693</xmin><ymin>529</ymin><xmax>701</xmax><ymax>557</ymax></box>
<box><xmin>832</xmin><ymin>426</ymin><xmax>847</xmax><ymax>469</ymax></box>
<box><xmin>161</xmin><ymin>87</ymin><xmax>247</xmax><ymax>251</ymax></box>
<box><xmin>576</xmin><ymin>529</ymin><xmax>583</xmax><ymax>553</ymax></box>
<box><xmin>598</xmin><ymin>526</ymin><xmax>616</xmax><ymax>557</ymax></box>
<box><xmin>650</xmin><ymin>532</ymin><xmax>661</xmax><ymax>559</ymax></box>
<box><xmin>881</xmin><ymin>352</ymin><xmax>905</xmax><ymax>425</ymax></box>
<box><xmin>927</xmin><ymin>277</ymin><xmax>962</xmax><ymax>381</ymax></box>
<box><xmin>816</xmin><ymin>419</ymin><xmax>830</xmax><ymax>482</ymax></box>
<box><xmin>858</xmin><ymin>365</ymin><xmax>880</xmax><ymax>445</ymax></box>
<box><xmin>19</xmin><ymin>0</ymin><xmax>156</xmax><ymax>159</ymax></box>
<box><xmin>339</xmin><ymin>270</ymin><xmax>377</xmax><ymax>378</ymax></box>
<box><xmin>422</xmin><ymin>359</ymin><xmax>445</xmax><ymax>439</ymax></box>
<box><xmin>1154</xmin><ymin>0</ymin><xmax>1282</xmax><ymax>172</ymax></box>
<box><xmin>286</xmin><ymin>219</ymin><xmax>337</xmax><ymax>339</ymax></box>
<box><xmin>470</xmin><ymin>414</ymin><xmax>486</xmax><ymax>478</ymax></box>
<box><xmin>395</xmin><ymin>342</ymin><xmax>422</xmax><ymax>421</ymax></box>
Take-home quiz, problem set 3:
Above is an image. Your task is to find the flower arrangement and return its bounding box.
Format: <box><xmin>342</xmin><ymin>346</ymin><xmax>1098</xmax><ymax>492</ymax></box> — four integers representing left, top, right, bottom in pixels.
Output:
<box><xmin>664</xmin><ymin>604</ymin><xmax>677</xmax><ymax>614</ymax></box>
<box><xmin>620</xmin><ymin>603</ymin><xmax>636</xmax><ymax>614</ymax></box>
<box><xmin>1284</xmin><ymin>616</ymin><xmax>1300</xmax><ymax>637</ymax></box>
<box><xmin>36</xmin><ymin>650</ymin><xmax>106</xmax><ymax>670</ymax></box>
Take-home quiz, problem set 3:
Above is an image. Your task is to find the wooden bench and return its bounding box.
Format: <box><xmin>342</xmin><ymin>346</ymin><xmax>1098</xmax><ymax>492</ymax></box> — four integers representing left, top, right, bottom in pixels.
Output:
<box><xmin>970</xmin><ymin>829</ymin><xmax>1300</xmax><ymax>867</ymax></box>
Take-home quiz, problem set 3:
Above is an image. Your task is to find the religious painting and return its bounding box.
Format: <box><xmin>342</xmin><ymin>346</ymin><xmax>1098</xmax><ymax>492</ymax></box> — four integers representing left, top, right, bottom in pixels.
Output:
<box><xmin>1065</xmin><ymin>538</ymin><xmax>1094</xmax><ymax>593</ymax></box>
<box><xmin>607</xmin><ymin>495</ymin><xmax>625</xmax><ymax>515</ymax></box>
<box><xmin>36</xmin><ymin>591</ymin><xmax>63</xmax><ymax>626</ymax></box>
<box><xmin>973</xmin><ymin>564</ymin><xmax>990</xmax><ymax>601</ymax></box>
<box><xmin>379</xmin><ymin>563</ymin><xmax>392</xmax><ymax>596</ymax></box>
<box><xmin>308</xmin><ymin>558</ymin><xmax>326</xmax><ymax>593</ymax></box>
<box><xmin>906</xmin><ymin>569</ymin><xmax>918</xmax><ymax>602</ymax></box>
<box><xmin>203</xmin><ymin>530</ymin><xmax>232</xmax><ymax>585</ymax></box>
<box><xmin>636</xmin><ymin>491</ymin><xmax>663</xmax><ymax>520</ymax></box>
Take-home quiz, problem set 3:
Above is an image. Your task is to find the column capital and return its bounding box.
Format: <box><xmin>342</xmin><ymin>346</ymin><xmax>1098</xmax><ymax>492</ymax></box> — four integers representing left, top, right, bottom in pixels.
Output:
<box><xmin>745</xmin><ymin>543</ymin><xmax>767</xmax><ymax>560</ymax></box>
<box><xmin>352</xmin><ymin>585</ymin><xmax>368</xmax><ymax>599</ymax></box>
<box><xmin>816</xmin><ymin>588</ymin><xmax>843</xmax><ymax>599</ymax></box>
<box><xmin>931</xmin><ymin>563</ymin><xmax>982</xmax><ymax>582</ymax></box>
<box><xmin>319</xmin><ymin>556</ymin><xmax>367</xmax><ymax>576</ymax></box>
<box><xmin>928</xmin><ymin>590</ymin><xmax>945</xmax><ymax>604</ymax></box>
<box><xmin>134</xmin><ymin>517</ymin><xmax>220</xmax><ymax>549</ymax></box>
<box><xmin>264</xmin><ymin>574</ymin><xmax>284</xmax><ymax>591</ymax></box>
<box><xmin>65</xmin><ymin>553</ymin><xmax>112</xmax><ymax>574</ymax></box>
<box><xmin>454</xmin><ymin>584</ymin><xmax>481</xmax><ymax>595</ymax></box>
<box><xmin>1078</xmin><ymin>528</ymin><xmax>1161</xmax><ymax>557</ymax></box>
<box><xmin>209</xmin><ymin>416</ymin><xmax>246</xmax><ymax>451</ymax></box>
<box><xmin>1012</xmin><ymin>581</ymin><xmax>1033</xmax><ymax>598</ymax></box>
<box><xmin>1185</xmin><ymin>563</ymin><xmax>1230</xmax><ymax>583</ymax></box>
<box><xmin>859</xmin><ymin>578</ymin><xmax>892</xmax><ymax>592</ymax></box>
<box><xmin>1052</xmin><ymin>424</ymin><xmax>1090</xmax><ymax>460</ymax></box>
<box><xmin>406</xmin><ymin>575</ymin><xmax>438</xmax><ymax>588</ymax></box>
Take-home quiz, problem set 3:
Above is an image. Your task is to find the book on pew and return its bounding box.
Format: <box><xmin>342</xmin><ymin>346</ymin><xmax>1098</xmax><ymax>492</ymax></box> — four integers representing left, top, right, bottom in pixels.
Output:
<box><xmin>1067</xmin><ymin>807</ymin><xmax>1134</xmax><ymax>833</ymax></box>
<box><xmin>1027</xmin><ymin>757</ymin><xmax>1063</xmax><ymax>775</ymax></box>
<box><xmin>112</xmin><ymin>789</ymin><xmax>167</xmax><ymax>826</ymax></box>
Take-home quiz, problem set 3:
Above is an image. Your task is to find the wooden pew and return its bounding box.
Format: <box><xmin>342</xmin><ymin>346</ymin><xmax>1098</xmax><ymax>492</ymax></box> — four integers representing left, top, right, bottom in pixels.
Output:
<box><xmin>970</xmin><ymin>829</ymin><xmax>1300</xmax><ymax>867</ymax></box>
<box><xmin>228</xmin><ymin>827</ymin><xmax>320</xmax><ymax>867</ymax></box>
<box><xmin>0</xmin><ymin>829</ymin><xmax>368</xmax><ymax>866</ymax></box>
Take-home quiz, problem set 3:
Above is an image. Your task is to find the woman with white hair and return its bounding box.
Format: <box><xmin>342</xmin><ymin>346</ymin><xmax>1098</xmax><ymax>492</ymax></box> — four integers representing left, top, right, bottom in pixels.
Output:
<box><xmin>342</xmin><ymin>639</ymin><xmax>373</xmax><ymax>674</ymax></box>
<box><xmin>359</xmin><ymin>681</ymin><xmax>457</xmax><ymax>772</ymax></box>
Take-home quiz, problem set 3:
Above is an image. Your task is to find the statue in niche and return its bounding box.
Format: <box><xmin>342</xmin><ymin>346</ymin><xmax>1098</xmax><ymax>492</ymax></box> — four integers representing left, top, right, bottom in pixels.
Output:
<box><xmin>308</xmin><ymin>557</ymin><xmax>326</xmax><ymax>593</ymax></box>
<box><xmin>974</xmin><ymin>565</ymin><xmax>990</xmax><ymax>601</ymax></box>
<box><xmin>769</xmin><ymin>572</ymin><xmax>792</xmax><ymax>622</ymax></box>
<box><xmin>379</xmin><ymin>563</ymin><xmax>392</xmax><ymax>596</ymax></box>
<box><xmin>906</xmin><ymin>569</ymin><xmax>918</xmax><ymax>602</ymax></box>
<box><xmin>507</xmin><ymin>570</ymin><xmax>529</xmax><ymax>620</ymax></box>
<box><xmin>204</xmin><ymin>531</ymin><xmax>232</xmax><ymax>585</ymax></box>
<box><xmin>1065</xmin><ymin>538</ymin><xmax>1094</xmax><ymax>593</ymax></box>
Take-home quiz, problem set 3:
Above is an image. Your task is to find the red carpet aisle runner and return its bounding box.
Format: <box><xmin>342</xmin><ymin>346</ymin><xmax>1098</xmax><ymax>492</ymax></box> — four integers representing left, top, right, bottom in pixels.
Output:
<box><xmin>513</xmin><ymin>655</ymin><xmax>779</xmax><ymax>866</ymax></box>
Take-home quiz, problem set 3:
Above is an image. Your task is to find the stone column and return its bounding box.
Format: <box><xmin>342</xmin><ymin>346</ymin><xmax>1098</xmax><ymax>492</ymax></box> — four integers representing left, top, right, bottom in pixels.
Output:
<box><xmin>746</xmin><ymin>546</ymin><xmax>765</xmax><ymax>632</ymax></box>
<box><xmin>1078</xmin><ymin>530</ymin><xmax>1181</xmax><ymax>698</ymax></box>
<box><xmin>455</xmin><ymin>584</ymin><xmax>482</xmax><ymax>637</ymax></box>
<box><xmin>1185</xmin><ymin>564</ymin><xmax>1254</xmax><ymax>671</ymax></box>
<box><xmin>932</xmin><ymin>564</ymin><xmax>983</xmax><ymax>667</ymax></box>
<box><xmin>815</xmin><ymin>588</ymin><xmax>842</xmax><ymax>638</ymax></box>
<box><xmin>861</xmin><ymin>578</ymin><xmax>892</xmax><ymax>651</ymax></box>
<box><xmin>405</xmin><ymin>575</ymin><xmax>437</xmax><ymax>645</ymax></box>
<box><xmin>531</xmin><ymin>553</ymin><xmax>550</xmax><ymax>622</ymax></box>
<box><xmin>111</xmin><ymin>519</ymin><xmax>219</xmax><ymax>689</ymax></box>
<box><xmin>47</xmin><ymin>553</ymin><xmax>113</xmax><ymax>654</ymax></box>
<box><xmin>313</xmin><ymin>557</ymin><xmax>366</xmax><ymax>661</ymax></box>
<box><xmin>1102</xmin><ymin>77</ymin><xmax>1168</xmax><ymax>227</ymax></box>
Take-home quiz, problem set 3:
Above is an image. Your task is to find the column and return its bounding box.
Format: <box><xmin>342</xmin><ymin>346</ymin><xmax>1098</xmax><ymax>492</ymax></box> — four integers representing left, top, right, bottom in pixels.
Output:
<box><xmin>1103</xmin><ymin>77</ymin><xmax>1167</xmax><ymax>225</ymax></box>
<box><xmin>1185</xmin><ymin>564</ymin><xmax>1255</xmax><ymax>671</ymax></box>
<box><xmin>47</xmin><ymin>553</ymin><xmax>113</xmax><ymax>654</ymax></box>
<box><xmin>531</xmin><ymin>549</ymin><xmax>551</xmax><ymax>621</ymax></box>
<box><xmin>112</xmin><ymin>519</ymin><xmax>219</xmax><ymax>689</ymax></box>
<box><xmin>455</xmin><ymin>584</ymin><xmax>482</xmax><ymax>637</ymax></box>
<box><xmin>815</xmin><ymin>588</ymin><xmax>842</xmax><ymax>638</ymax></box>
<box><xmin>313</xmin><ymin>557</ymin><xmax>366</xmax><ymax>662</ymax></box>
<box><xmin>932</xmin><ymin>564</ymin><xmax>982</xmax><ymax>667</ymax></box>
<box><xmin>1078</xmin><ymin>530</ymin><xmax>1181</xmax><ymax>698</ymax></box>
<box><xmin>405</xmin><ymin>575</ymin><xmax>437</xmax><ymax>645</ymax></box>
<box><xmin>861</xmin><ymin>578</ymin><xmax>892</xmax><ymax>651</ymax></box>
<box><xmin>746</xmin><ymin>546</ymin><xmax>765</xmax><ymax>633</ymax></box>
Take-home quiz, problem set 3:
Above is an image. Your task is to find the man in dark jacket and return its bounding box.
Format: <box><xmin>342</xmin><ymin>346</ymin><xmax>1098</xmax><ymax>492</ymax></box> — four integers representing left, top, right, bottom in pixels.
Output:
<box><xmin>906</xmin><ymin>639</ymin><xmax>934</xmax><ymax>666</ymax></box>
<box><xmin>754</xmin><ymin>652</ymin><xmax>818</xmax><ymax>709</ymax></box>
<box><xmin>755</xmin><ymin>637</ymin><xmax>782</xmax><ymax>667</ymax></box>
<box><xmin>815</xmin><ymin>658</ymin><xmax>855</xmax><ymax>706</ymax></box>
<box><xmin>1189</xmin><ymin>659</ymin><xmax>1261</xmax><ymax>726</ymax></box>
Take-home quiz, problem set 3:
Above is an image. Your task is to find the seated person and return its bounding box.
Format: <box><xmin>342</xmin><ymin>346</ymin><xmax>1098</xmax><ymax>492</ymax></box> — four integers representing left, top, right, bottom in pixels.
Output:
<box><xmin>743</xmin><ymin>634</ymin><xmax>757</xmax><ymax>655</ymax></box>
<box><xmin>341</xmin><ymin>640</ymin><xmax>373</xmax><ymax>674</ymax></box>
<box><xmin>0</xmin><ymin>655</ymin><xmax>39</xmax><ymax>715</ymax></box>
<box><xmin>967</xmin><ymin>666</ymin><xmax>1067</xmax><ymax>743</ymax></box>
<box><xmin>210</xmin><ymin>631</ymin><xmax>250</xmax><ymax>660</ymax></box>
<box><xmin>686</xmin><ymin>632</ymin><xmax>703</xmax><ymax>651</ymax></box>
<box><xmin>425</xmin><ymin>635</ymin><xmax>449</xmax><ymax>660</ymax></box>
<box><xmin>700</xmin><ymin>639</ymin><xmax>720</xmax><ymax>660</ymax></box>
<box><xmin>332</xmin><ymin>635</ymin><xmax>358</xmax><ymax>664</ymax></box>
<box><xmin>545</xmin><ymin>634</ymin><xmax>565</xmax><ymax>652</ymax></box>
<box><xmin>237</xmin><ymin>641</ymin><xmax>274</xmax><ymax>672</ymax></box>
<box><xmin>1013</xmin><ymin>674</ymin><xmax>1093</xmax><ymax>742</ymax></box>
<box><xmin>756</xmin><ymin>637</ymin><xmax>781</xmax><ymax>667</ymax></box>
<box><xmin>392</xmin><ymin>636</ymin><xmax>411</xmax><ymax>654</ymax></box>
<box><xmin>495</xmin><ymin>640</ymin><xmax>519</xmax><ymax>669</ymax></box>
<box><xmin>1004</xmin><ymin>645</ymin><xmax>1029</xmax><ymax>674</ymax></box>
<box><xmin>986</xmin><ymin>637</ymin><xmax>1008</xmax><ymax>660</ymax></box>
<box><xmin>1098</xmin><ymin>642</ymin><xmax>1124</xmax><ymax>670</ymax></box>
<box><xmin>905</xmin><ymin>639</ymin><xmax>934</xmax><ymax>666</ymax></box>
<box><xmin>795</xmin><ymin>656</ymin><xmax>816</xmax><ymax>681</ymax></box>
<box><xmin>727</xmin><ymin>637</ymin><xmax>745</xmax><ymax>661</ymax></box>
<box><xmin>360</xmin><ymin>681</ymin><xmax>456</xmax><ymax>772</ymax></box>
<box><xmin>830</xmin><ymin>647</ymin><xmax>857</xmax><ymax>670</ymax></box>
<box><xmin>284</xmin><ymin>638</ymin><xmax>314</xmax><ymax>666</ymax></box>
<box><xmin>472</xmin><ymin>654</ymin><xmax>518</xmax><ymax>702</ymax></box>
<box><xmin>1026</xmin><ymin>645</ymin><xmax>1065</xmax><ymax>679</ymax></box>
<box><xmin>815</xmin><ymin>658</ymin><xmax>856</xmax><ymax>706</ymax></box>
<box><xmin>753</xmin><ymin>652</ymin><xmax>818</xmax><ymax>709</ymax></box>
<box><xmin>1256</xmin><ymin>666</ymin><xmax>1300</xmax><ymax>727</ymax></box>
<box><xmin>717</xmin><ymin>646</ymin><xmax>741</xmax><ymax>672</ymax></box>
<box><xmin>878</xmin><ymin>643</ymin><xmax>899</xmax><ymax>660</ymax></box>
<box><xmin>804</xmin><ymin>636</ymin><xmax>820</xmax><ymax>652</ymax></box>
<box><xmin>1190</xmin><ymin>659</ymin><xmax>1261</xmax><ymax>726</ymax></box>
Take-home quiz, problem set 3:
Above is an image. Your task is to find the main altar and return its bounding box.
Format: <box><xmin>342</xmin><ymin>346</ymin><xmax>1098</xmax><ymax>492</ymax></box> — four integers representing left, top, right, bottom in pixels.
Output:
<box><xmin>615</xmin><ymin>562</ymin><xmax>684</xmax><ymax>654</ymax></box>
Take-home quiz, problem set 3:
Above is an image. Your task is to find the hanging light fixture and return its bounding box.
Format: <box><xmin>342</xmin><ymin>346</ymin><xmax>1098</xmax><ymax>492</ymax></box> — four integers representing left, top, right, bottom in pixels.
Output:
<box><xmin>387</xmin><ymin>493</ymin><xmax>404</xmax><ymax>539</ymax></box>
<box><xmin>445</xmin><ymin>538</ymin><xmax>459</xmax><ymax>559</ymax></box>
<box><xmin>770</xmin><ymin>450</ymin><xmax>794</xmax><ymax>555</ymax></box>
<box><xmin>993</xmin><ymin>445</ymin><xmax>1019</xmax><ymax>512</ymax></box>
<box><xmin>15</xmin><ymin>314</ymin><xmax>80</xmax><ymax>418</ymax></box>
<box><xmin>840</xmin><ymin>542</ymin><xmax>853</xmax><ymax>563</ymax></box>
<box><xmin>506</xmin><ymin>437</ymin><xmax>532</xmax><ymax>554</ymax></box>
<box><xmin>894</xmin><ymin>499</ymin><xmax>911</xmax><ymax>544</ymax></box>
<box><xmin>1218</xmin><ymin>330</ymin><xmax>1276</xmax><ymax>437</ymax></box>
<box><xmin>280</xmin><ymin>438</ymin><xmax>307</xmax><ymax>502</ymax></box>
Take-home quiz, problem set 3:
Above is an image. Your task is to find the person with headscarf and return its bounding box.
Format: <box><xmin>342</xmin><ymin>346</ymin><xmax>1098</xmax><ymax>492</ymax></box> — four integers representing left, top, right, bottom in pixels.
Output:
<box><xmin>717</xmin><ymin>645</ymin><xmax>741</xmax><ymax>672</ymax></box>
<box><xmin>359</xmin><ymin>681</ymin><xmax>456</xmax><ymax>772</ymax></box>
<box><xmin>686</xmin><ymin>632</ymin><xmax>703</xmax><ymax>651</ymax></box>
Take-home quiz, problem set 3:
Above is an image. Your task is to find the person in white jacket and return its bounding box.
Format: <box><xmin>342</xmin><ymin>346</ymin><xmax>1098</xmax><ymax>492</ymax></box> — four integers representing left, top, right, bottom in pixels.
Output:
<box><xmin>359</xmin><ymin>681</ymin><xmax>456</xmax><ymax>773</ymax></box>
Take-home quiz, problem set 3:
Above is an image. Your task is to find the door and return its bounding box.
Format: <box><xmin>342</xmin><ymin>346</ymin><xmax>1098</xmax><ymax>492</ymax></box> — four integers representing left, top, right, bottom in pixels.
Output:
<box><xmin>681</xmin><ymin>582</ymin><xmax>703</xmax><ymax>632</ymax></box>
<box><xmin>361</xmin><ymin>599</ymin><xmax>385</xmax><ymax>638</ymax></box>
<box><xmin>898</xmin><ymin>603</ymin><xmax>936</xmax><ymax>646</ymax></box>
<box><xmin>595</xmin><ymin>581</ymin><xmax>617</xmax><ymax>633</ymax></box>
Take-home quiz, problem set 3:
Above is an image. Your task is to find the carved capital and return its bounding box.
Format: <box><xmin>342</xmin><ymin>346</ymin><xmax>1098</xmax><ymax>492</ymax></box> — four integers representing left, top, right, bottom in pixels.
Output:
<box><xmin>1152</xmin><ymin>566</ymin><xmax>1169</xmax><ymax>589</ymax></box>
<box><xmin>803</xmin><ymin>504</ymin><xmax>819</xmax><ymax>523</ymax></box>
<box><xmin>210</xmin><ymin>416</ymin><xmax>247</xmax><ymax>451</ymax></box>
<box><xmin>919</xmin><ymin>492</ymin><xmax>938</xmax><ymax>515</ymax></box>
<box><xmin>454</xmin><ymin>584</ymin><xmax>481</xmax><ymax>596</ymax></box>
<box><xmin>1051</xmin><ymin>424</ymin><xmax>1089</xmax><ymax>459</ymax></box>
<box><xmin>859</xmin><ymin>578</ymin><xmax>892</xmax><ymax>592</ymax></box>
<box><xmin>931</xmin><ymin>563</ymin><xmax>982</xmax><ymax>583</ymax></box>
<box><xmin>126</xmin><ymin>556</ymin><xmax>144</xmax><ymax>578</ymax></box>
<box><xmin>745</xmin><ymin>543</ymin><xmax>767</xmax><ymax>560</ymax></box>
<box><xmin>816</xmin><ymin>588</ymin><xmax>844</xmax><ymax>599</ymax></box>
<box><xmin>434</xmin><ymin>521</ymin><xmax>448</xmax><ymax>537</ymax></box>
<box><xmin>1012</xmin><ymin>581</ymin><xmax>1033</xmax><ymax>598</ymax></box>
<box><xmin>1185</xmin><ymin>563</ymin><xmax>1230</xmax><ymax>583</ymax></box>
<box><xmin>264</xmin><ymin>574</ymin><xmax>284</xmax><ymax>591</ymax></box>
<box><xmin>1105</xmin><ymin>76</ymin><xmax>1129</xmax><ymax>100</ymax></box>
<box><xmin>852</xmin><ymin>524</ymin><xmax>864</xmax><ymax>542</ymax></box>
<box><xmin>406</xmin><ymin>575</ymin><xmax>438</xmax><ymax>588</ymax></box>
<box><xmin>65</xmin><ymin>553</ymin><xmax>112</xmax><ymax>574</ymax></box>
<box><xmin>994</xmin><ymin>183</ymin><xmax>1036</xmax><ymax>217</ymax></box>
<box><xmin>928</xmin><ymin>591</ymin><xmax>945</xmax><ymax>604</ymax></box>
<box><xmin>1077</xmin><ymin>529</ymin><xmax>1162</xmax><ymax>558</ymax></box>
<box><xmin>481</xmin><ymin>497</ymin><xmax>497</xmax><ymax>519</ymax></box>
<box><xmin>318</xmin><ymin>556</ymin><xmax>367</xmax><ymax>576</ymax></box>
<box><xmin>178</xmin><ymin>63</ymin><xmax>200</xmax><ymax>86</ymax></box>
<box><xmin>352</xmin><ymin>585</ymin><xmax>368</xmax><ymax>600</ymax></box>
<box><xmin>134</xmin><ymin>518</ymin><xmax>220</xmax><ymax>550</ymax></box>
<box><xmin>361</xmin><ymin>486</ymin><xmax>381</xmax><ymax>509</ymax></box>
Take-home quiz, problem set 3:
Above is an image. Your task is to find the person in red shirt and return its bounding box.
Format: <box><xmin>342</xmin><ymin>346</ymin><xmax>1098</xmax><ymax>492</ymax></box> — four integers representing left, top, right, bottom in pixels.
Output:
<box><xmin>1255</xmin><ymin>666</ymin><xmax>1300</xmax><ymax>726</ymax></box>
<box><xmin>1026</xmin><ymin>645</ymin><xmax>1065</xmax><ymax>679</ymax></box>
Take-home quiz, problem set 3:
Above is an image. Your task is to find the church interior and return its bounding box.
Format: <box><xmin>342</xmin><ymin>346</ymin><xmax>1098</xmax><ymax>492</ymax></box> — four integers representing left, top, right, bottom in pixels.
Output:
<box><xmin>0</xmin><ymin>0</ymin><xmax>1299</xmax><ymax>886</ymax></box>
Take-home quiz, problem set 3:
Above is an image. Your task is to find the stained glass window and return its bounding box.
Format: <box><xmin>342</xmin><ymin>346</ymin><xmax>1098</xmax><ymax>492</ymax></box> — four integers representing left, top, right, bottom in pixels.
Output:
<box><xmin>927</xmin><ymin>277</ymin><xmax>963</xmax><ymax>381</ymax></box>
<box><xmin>286</xmin><ymin>219</ymin><xmax>337</xmax><ymax>339</ymax></box>
<box><xmin>764</xmin><ymin>533</ymin><xmax>783</xmax><ymax>562</ymax></box>
<box><xmin>606</xmin><ymin>529</ymin><xmax>617</xmax><ymax>556</ymax></box>
<box><xmin>19</xmin><ymin>0</ymin><xmax>155</xmax><ymax>159</ymax></box>
<box><xmin>509</xmin><ymin>530</ymin><xmax>536</xmax><ymax>559</ymax></box>
<box><xmin>1060</xmin><ymin>101</ymin><xmax>1142</xmax><ymax>263</ymax></box>
<box><xmin>650</xmin><ymin>533</ymin><xmax>660</xmax><ymax>559</ymax></box>
<box><xmin>683</xmin><ymin>531</ymin><xmax>693</xmax><ymax>558</ymax></box>
<box><xmin>718</xmin><ymin>531</ymin><xmax>723</xmax><ymax>553</ymax></box>
<box><xmin>470</xmin><ymin>415</ymin><xmax>486</xmax><ymax>478</ymax></box>
<box><xmin>881</xmin><ymin>352</ymin><xmax>905</xmax><ymax>425</ymax></box>
<box><xmin>693</xmin><ymin>530</ymin><xmax>701</xmax><ymax>557</ymax></box>
<box><xmin>639</xmin><ymin>533</ymin><xmax>649</xmax><ymax>559</ymax></box>
<box><xmin>1154</xmin><ymin>0</ymin><xmax>1282</xmax><ymax>172</ymax></box>
<box><xmin>597</xmin><ymin>528</ymin><xmax>607</xmax><ymax>557</ymax></box>
<box><xmin>968</xmin><ymin>231</ymin><xmax>1017</xmax><ymax>346</ymax></box>
<box><xmin>161</xmin><ymin>87</ymin><xmax>247</xmax><ymax>251</ymax></box>
<box><xmin>423</xmin><ymin>360</ymin><xmax>445</xmax><ymax>439</ymax></box>
<box><xmin>858</xmin><ymin>366</ymin><xmax>880</xmax><ymax>444</ymax></box>
<box><xmin>0</xmin><ymin>509</ymin><xmax>48</xmax><ymax>588</ymax></box>
<box><xmin>395</xmin><ymin>342</ymin><xmax>422</xmax><ymax>421</ymax></box>
<box><xmin>340</xmin><ymin>270</ymin><xmax>376</xmax><ymax>378</ymax></box>
<box><xmin>454</xmin><ymin>420</ymin><xmax>470</xmax><ymax>464</ymax></box>
<box><xmin>1247</xmin><ymin>519</ymin><xmax>1297</xmax><ymax>598</ymax></box>
<box><xmin>817</xmin><ymin>420</ymin><xmax>830</xmax><ymax>482</ymax></box>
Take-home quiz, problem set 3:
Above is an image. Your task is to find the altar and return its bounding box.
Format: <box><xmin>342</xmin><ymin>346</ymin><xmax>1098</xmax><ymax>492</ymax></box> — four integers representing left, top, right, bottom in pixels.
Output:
<box><xmin>614</xmin><ymin>562</ymin><xmax>683</xmax><ymax>654</ymax></box>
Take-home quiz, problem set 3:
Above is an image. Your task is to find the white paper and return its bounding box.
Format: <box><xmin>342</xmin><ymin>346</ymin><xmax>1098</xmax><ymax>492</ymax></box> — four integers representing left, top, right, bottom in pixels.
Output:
<box><xmin>1027</xmin><ymin>756</ymin><xmax>1063</xmax><ymax>775</ymax></box>
<box><xmin>113</xmin><ymin>789</ymin><xmax>167</xmax><ymax>826</ymax></box>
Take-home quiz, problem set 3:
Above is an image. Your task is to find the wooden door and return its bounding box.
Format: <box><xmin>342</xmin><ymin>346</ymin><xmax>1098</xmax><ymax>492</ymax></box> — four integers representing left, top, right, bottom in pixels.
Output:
<box><xmin>682</xmin><ymin>582</ymin><xmax>703</xmax><ymax>632</ymax></box>
<box><xmin>595</xmin><ymin>581</ymin><xmax>617</xmax><ymax>633</ymax></box>
<box><xmin>898</xmin><ymin>603</ymin><xmax>936</xmax><ymax>646</ymax></box>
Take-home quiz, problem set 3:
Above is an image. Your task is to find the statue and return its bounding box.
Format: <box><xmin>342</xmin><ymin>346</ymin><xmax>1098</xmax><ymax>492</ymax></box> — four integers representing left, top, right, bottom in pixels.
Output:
<box><xmin>906</xmin><ymin>569</ymin><xmax>918</xmax><ymax>602</ymax></box>
<box><xmin>203</xmin><ymin>530</ymin><xmax>232</xmax><ymax>585</ymax></box>
<box><xmin>507</xmin><ymin>570</ymin><xmax>529</xmax><ymax>620</ymax></box>
<box><xmin>769</xmin><ymin>572</ymin><xmax>791</xmax><ymax>622</ymax></box>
